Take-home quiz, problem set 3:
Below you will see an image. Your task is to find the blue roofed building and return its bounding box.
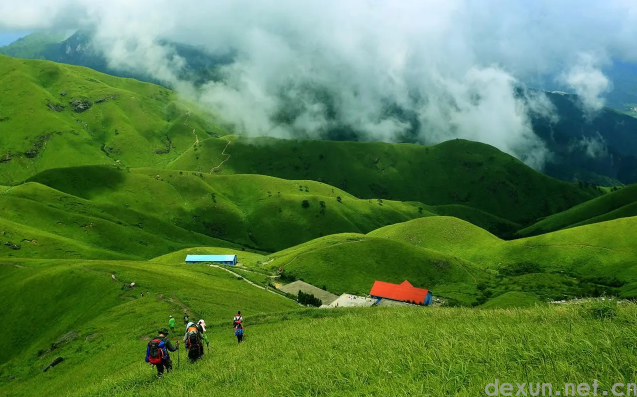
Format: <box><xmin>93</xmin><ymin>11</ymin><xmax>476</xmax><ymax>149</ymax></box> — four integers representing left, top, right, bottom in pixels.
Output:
<box><xmin>185</xmin><ymin>255</ymin><xmax>238</xmax><ymax>266</ymax></box>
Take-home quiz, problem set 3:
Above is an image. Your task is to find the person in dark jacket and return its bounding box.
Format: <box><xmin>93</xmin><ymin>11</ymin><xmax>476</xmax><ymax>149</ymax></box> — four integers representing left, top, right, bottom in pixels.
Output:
<box><xmin>234</xmin><ymin>320</ymin><xmax>244</xmax><ymax>343</ymax></box>
<box><xmin>145</xmin><ymin>328</ymin><xmax>178</xmax><ymax>377</ymax></box>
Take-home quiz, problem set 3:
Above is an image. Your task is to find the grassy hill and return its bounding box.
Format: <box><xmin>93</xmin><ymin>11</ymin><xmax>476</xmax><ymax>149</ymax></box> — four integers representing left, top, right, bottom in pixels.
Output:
<box><xmin>261</xmin><ymin>233</ymin><xmax>488</xmax><ymax>306</ymax></box>
<box><xmin>168</xmin><ymin>136</ymin><xmax>601</xmax><ymax>227</ymax></box>
<box><xmin>0</xmin><ymin>54</ymin><xmax>225</xmax><ymax>185</ymax></box>
<box><xmin>1</xmin><ymin>166</ymin><xmax>446</xmax><ymax>254</ymax></box>
<box><xmin>0</xmin><ymin>54</ymin><xmax>606</xmax><ymax>236</ymax></box>
<box><xmin>1</xmin><ymin>266</ymin><xmax>635</xmax><ymax>397</ymax></box>
<box><xmin>0</xmin><ymin>257</ymin><xmax>299</xmax><ymax>396</ymax></box>
<box><xmin>517</xmin><ymin>184</ymin><xmax>637</xmax><ymax>237</ymax></box>
<box><xmin>371</xmin><ymin>216</ymin><xmax>637</xmax><ymax>300</ymax></box>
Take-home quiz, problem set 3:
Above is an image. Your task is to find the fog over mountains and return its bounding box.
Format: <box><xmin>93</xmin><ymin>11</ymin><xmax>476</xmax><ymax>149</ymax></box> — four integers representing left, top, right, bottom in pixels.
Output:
<box><xmin>1</xmin><ymin>0</ymin><xmax>637</xmax><ymax>176</ymax></box>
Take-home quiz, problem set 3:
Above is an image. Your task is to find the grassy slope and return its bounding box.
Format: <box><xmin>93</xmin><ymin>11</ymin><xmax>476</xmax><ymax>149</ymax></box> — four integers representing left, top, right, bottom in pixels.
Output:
<box><xmin>0</xmin><ymin>258</ymin><xmax>299</xmax><ymax>395</ymax></box>
<box><xmin>0</xmin><ymin>181</ymin><xmax>238</xmax><ymax>259</ymax></box>
<box><xmin>262</xmin><ymin>233</ymin><xmax>487</xmax><ymax>305</ymax></box>
<box><xmin>23</xmin><ymin>166</ymin><xmax>445</xmax><ymax>252</ymax></box>
<box><xmin>517</xmin><ymin>184</ymin><xmax>637</xmax><ymax>236</ymax></box>
<box><xmin>168</xmin><ymin>136</ymin><xmax>601</xmax><ymax>226</ymax></box>
<box><xmin>4</xmin><ymin>296</ymin><xmax>637</xmax><ymax>396</ymax></box>
<box><xmin>371</xmin><ymin>216</ymin><xmax>637</xmax><ymax>298</ymax></box>
<box><xmin>152</xmin><ymin>247</ymin><xmax>266</xmax><ymax>268</ymax></box>
<box><xmin>0</xmin><ymin>54</ymin><xmax>224</xmax><ymax>185</ymax></box>
<box><xmin>0</xmin><ymin>31</ymin><xmax>68</xmax><ymax>59</ymax></box>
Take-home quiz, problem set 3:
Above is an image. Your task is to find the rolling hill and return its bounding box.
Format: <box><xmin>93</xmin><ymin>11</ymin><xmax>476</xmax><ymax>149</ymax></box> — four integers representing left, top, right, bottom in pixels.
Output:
<box><xmin>0</xmin><ymin>257</ymin><xmax>299</xmax><ymax>395</ymax></box>
<box><xmin>517</xmin><ymin>184</ymin><xmax>637</xmax><ymax>237</ymax></box>
<box><xmin>0</xmin><ymin>54</ymin><xmax>225</xmax><ymax>185</ymax></box>
<box><xmin>5</xmin><ymin>31</ymin><xmax>637</xmax><ymax>185</ymax></box>
<box><xmin>1</xmin><ymin>258</ymin><xmax>634</xmax><ymax>397</ymax></box>
<box><xmin>263</xmin><ymin>233</ymin><xmax>488</xmax><ymax>305</ymax></box>
<box><xmin>0</xmin><ymin>54</ymin><xmax>605</xmax><ymax>238</ymax></box>
<box><xmin>370</xmin><ymin>216</ymin><xmax>637</xmax><ymax>300</ymax></box>
<box><xmin>168</xmin><ymin>136</ymin><xmax>601</xmax><ymax>227</ymax></box>
<box><xmin>1</xmin><ymin>166</ymin><xmax>447</xmax><ymax>255</ymax></box>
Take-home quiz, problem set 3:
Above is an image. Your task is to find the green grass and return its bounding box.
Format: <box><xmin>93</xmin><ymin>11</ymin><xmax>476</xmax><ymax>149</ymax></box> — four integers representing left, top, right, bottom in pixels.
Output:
<box><xmin>0</xmin><ymin>181</ymin><xmax>238</xmax><ymax>259</ymax></box>
<box><xmin>0</xmin><ymin>31</ymin><xmax>69</xmax><ymax>59</ymax></box>
<box><xmin>262</xmin><ymin>232</ymin><xmax>487</xmax><ymax>306</ymax></box>
<box><xmin>167</xmin><ymin>136</ymin><xmax>601</xmax><ymax>227</ymax></box>
<box><xmin>19</xmin><ymin>166</ymin><xmax>445</xmax><ymax>252</ymax></box>
<box><xmin>0</xmin><ymin>54</ymin><xmax>225</xmax><ymax>185</ymax></box>
<box><xmin>0</xmin><ymin>54</ymin><xmax>605</xmax><ymax>239</ymax></box>
<box><xmin>0</xmin><ymin>257</ymin><xmax>299</xmax><ymax>395</ymax></box>
<box><xmin>517</xmin><ymin>184</ymin><xmax>637</xmax><ymax>237</ymax></box>
<box><xmin>370</xmin><ymin>216</ymin><xmax>637</xmax><ymax>300</ymax></box>
<box><xmin>479</xmin><ymin>291</ymin><xmax>543</xmax><ymax>309</ymax></box>
<box><xmin>3</xmin><ymin>292</ymin><xmax>637</xmax><ymax>396</ymax></box>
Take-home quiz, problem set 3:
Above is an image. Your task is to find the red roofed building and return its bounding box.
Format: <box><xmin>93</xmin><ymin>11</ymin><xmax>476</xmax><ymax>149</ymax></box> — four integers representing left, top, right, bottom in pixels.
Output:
<box><xmin>369</xmin><ymin>280</ymin><xmax>432</xmax><ymax>305</ymax></box>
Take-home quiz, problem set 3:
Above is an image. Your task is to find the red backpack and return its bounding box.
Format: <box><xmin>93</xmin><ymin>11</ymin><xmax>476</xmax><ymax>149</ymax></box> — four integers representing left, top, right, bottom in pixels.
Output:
<box><xmin>147</xmin><ymin>338</ymin><xmax>167</xmax><ymax>365</ymax></box>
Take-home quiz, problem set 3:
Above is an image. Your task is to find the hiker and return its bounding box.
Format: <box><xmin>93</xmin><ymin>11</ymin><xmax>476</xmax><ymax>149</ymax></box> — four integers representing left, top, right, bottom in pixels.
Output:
<box><xmin>183</xmin><ymin>322</ymin><xmax>203</xmax><ymax>362</ymax></box>
<box><xmin>183</xmin><ymin>311</ymin><xmax>189</xmax><ymax>325</ymax></box>
<box><xmin>197</xmin><ymin>319</ymin><xmax>210</xmax><ymax>356</ymax></box>
<box><xmin>233</xmin><ymin>311</ymin><xmax>243</xmax><ymax>327</ymax></box>
<box><xmin>111</xmin><ymin>274</ymin><xmax>116</xmax><ymax>282</ymax></box>
<box><xmin>168</xmin><ymin>315</ymin><xmax>175</xmax><ymax>333</ymax></box>
<box><xmin>145</xmin><ymin>328</ymin><xmax>178</xmax><ymax>377</ymax></box>
<box><xmin>234</xmin><ymin>320</ymin><xmax>244</xmax><ymax>343</ymax></box>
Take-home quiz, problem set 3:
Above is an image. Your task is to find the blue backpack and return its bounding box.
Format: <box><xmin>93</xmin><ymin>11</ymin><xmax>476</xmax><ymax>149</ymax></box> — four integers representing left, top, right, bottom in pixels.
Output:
<box><xmin>235</xmin><ymin>327</ymin><xmax>244</xmax><ymax>336</ymax></box>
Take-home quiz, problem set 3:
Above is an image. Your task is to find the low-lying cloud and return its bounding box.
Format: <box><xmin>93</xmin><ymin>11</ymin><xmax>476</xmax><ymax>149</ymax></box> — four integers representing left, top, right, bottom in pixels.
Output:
<box><xmin>2</xmin><ymin>0</ymin><xmax>637</xmax><ymax>169</ymax></box>
<box><xmin>560</xmin><ymin>53</ymin><xmax>611</xmax><ymax>115</ymax></box>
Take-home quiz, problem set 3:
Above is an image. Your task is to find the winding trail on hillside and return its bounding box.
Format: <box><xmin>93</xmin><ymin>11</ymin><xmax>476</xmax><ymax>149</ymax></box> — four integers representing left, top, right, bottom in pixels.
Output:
<box><xmin>184</xmin><ymin>109</ymin><xmax>200</xmax><ymax>146</ymax></box>
<box><xmin>210</xmin><ymin>264</ymin><xmax>299</xmax><ymax>304</ymax></box>
<box><xmin>1</xmin><ymin>186</ymin><xmax>15</xmax><ymax>195</ymax></box>
<box><xmin>210</xmin><ymin>139</ymin><xmax>232</xmax><ymax>173</ymax></box>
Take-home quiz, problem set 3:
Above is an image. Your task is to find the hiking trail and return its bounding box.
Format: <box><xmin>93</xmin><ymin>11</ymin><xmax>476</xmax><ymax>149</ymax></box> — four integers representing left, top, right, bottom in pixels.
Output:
<box><xmin>184</xmin><ymin>109</ymin><xmax>199</xmax><ymax>146</ymax></box>
<box><xmin>210</xmin><ymin>264</ymin><xmax>299</xmax><ymax>304</ymax></box>
<box><xmin>210</xmin><ymin>139</ymin><xmax>231</xmax><ymax>173</ymax></box>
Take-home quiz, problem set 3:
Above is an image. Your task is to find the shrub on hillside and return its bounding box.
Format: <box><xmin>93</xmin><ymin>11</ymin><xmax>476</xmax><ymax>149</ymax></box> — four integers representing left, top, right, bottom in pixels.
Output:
<box><xmin>298</xmin><ymin>290</ymin><xmax>322</xmax><ymax>307</ymax></box>
<box><xmin>500</xmin><ymin>262</ymin><xmax>542</xmax><ymax>277</ymax></box>
<box><xmin>582</xmin><ymin>300</ymin><xmax>618</xmax><ymax>320</ymax></box>
<box><xmin>302</xmin><ymin>200</ymin><xmax>310</xmax><ymax>208</ymax></box>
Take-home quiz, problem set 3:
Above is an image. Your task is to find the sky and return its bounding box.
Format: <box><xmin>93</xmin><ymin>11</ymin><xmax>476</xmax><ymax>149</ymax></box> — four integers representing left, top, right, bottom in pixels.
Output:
<box><xmin>0</xmin><ymin>31</ymin><xmax>30</xmax><ymax>46</ymax></box>
<box><xmin>1</xmin><ymin>0</ymin><xmax>636</xmax><ymax>169</ymax></box>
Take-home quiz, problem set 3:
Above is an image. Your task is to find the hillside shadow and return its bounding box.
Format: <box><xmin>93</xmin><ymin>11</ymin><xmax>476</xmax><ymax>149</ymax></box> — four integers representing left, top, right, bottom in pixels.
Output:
<box><xmin>26</xmin><ymin>165</ymin><xmax>127</xmax><ymax>199</ymax></box>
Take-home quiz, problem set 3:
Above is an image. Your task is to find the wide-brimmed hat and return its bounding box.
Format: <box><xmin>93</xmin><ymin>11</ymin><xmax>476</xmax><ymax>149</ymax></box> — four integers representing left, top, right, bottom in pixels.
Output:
<box><xmin>158</xmin><ymin>328</ymin><xmax>170</xmax><ymax>335</ymax></box>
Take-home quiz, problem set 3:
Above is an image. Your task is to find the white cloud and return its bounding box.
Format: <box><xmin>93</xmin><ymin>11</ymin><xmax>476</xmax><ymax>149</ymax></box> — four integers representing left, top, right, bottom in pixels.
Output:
<box><xmin>560</xmin><ymin>53</ymin><xmax>611</xmax><ymax>114</ymax></box>
<box><xmin>2</xmin><ymin>0</ymin><xmax>637</xmax><ymax>169</ymax></box>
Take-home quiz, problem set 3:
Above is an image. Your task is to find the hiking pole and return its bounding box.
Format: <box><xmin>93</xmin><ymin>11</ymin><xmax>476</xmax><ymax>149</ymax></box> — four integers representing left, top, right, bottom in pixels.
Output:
<box><xmin>177</xmin><ymin>344</ymin><xmax>180</xmax><ymax>369</ymax></box>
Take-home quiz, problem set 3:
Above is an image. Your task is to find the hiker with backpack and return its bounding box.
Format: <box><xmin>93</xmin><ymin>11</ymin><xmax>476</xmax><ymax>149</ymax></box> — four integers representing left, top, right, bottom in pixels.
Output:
<box><xmin>183</xmin><ymin>311</ymin><xmax>189</xmax><ymax>325</ymax></box>
<box><xmin>234</xmin><ymin>320</ymin><xmax>244</xmax><ymax>343</ymax></box>
<box><xmin>168</xmin><ymin>315</ymin><xmax>175</xmax><ymax>333</ymax></box>
<box><xmin>145</xmin><ymin>328</ymin><xmax>179</xmax><ymax>377</ymax></box>
<box><xmin>183</xmin><ymin>322</ymin><xmax>204</xmax><ymax>362</ymax></box>
<box><xmin>197</xmin><ymin>319</ymin><xmax>209</xmax><ymax>356</ymax></box>
<box><xmin>233</xmin><ymin>311</ymin><xmax>243</xmax><ymax>327</ymax></box>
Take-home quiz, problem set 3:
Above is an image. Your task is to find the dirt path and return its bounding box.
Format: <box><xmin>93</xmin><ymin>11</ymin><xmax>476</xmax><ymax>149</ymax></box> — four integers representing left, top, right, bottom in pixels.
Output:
<box><xmin>210</xmin><ymin>139</ymin><xmax>232</xmax><ymax>173</ymax></box>
<box><xmin>183</xmin><ymin>109</ymin><xmax>200</xmax><ymax>146</ymax></box>
<box><xmin>210</xmin><ymin>265</ymin><xmax>299</xmax><ymax>304</ymax></box>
